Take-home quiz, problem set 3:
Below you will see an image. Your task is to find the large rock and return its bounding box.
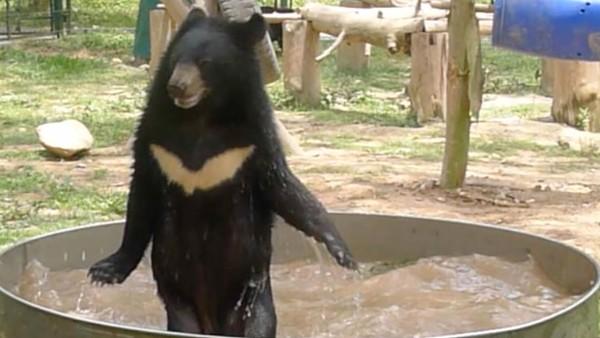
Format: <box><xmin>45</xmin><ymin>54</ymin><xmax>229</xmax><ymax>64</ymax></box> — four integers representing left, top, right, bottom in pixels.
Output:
<box><xmin>558</xmin><ymin>126</ymin><xmax>600</xmax><ymax>153</ymax></box>
<box><xmin>36</xmin><ymin>119</ymin><xmax>94</xmax><ymax>159</ymax></box>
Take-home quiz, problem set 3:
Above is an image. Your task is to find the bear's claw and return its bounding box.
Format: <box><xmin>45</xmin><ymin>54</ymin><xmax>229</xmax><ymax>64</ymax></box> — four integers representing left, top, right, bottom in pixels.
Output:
<box><xmin>88</xmin><ymin>254</ymin><xmax>134</xmax><ymax>286</ymax></box>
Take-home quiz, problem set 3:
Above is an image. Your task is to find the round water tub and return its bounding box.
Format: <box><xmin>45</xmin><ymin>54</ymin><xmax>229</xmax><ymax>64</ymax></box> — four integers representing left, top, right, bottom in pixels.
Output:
<box><xmin>0</xmin><ymin>213</ymin><xmax>598</xmax><ymax>338</ymax></box>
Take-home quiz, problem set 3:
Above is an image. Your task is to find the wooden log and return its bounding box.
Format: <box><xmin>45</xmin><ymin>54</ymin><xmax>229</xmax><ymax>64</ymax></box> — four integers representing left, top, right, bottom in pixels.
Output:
<box><xmin>425</xmin><ymin>18</ymin><xmax>493</xmax><ymax>35</ymax></box>
<box><xmin>408</xmin><ymin>32</ymin><xmax>448</xmax><ymax>124</ymax></box>
<box><xmin>263</xmin><ymin>12</ymin><xmax>302</xmax><ymax>24</ymax></box>
<box><xmin>300</xmin><ymin>3</ymin><xmax>424</xmax><ymax>54</ymax></box>
<box><xmin>360</xmin><ymin>0</ymin><xmax>412</xmax><ymax>7</ymax></box>
<box><xmin>551</xmin><ymin>60</ymin><xmax>600</xmax><ymax>132</ymax></box>
<box><xmin>440</xmin><ymin>0</ymin><xmax>482</xmax><ymax>189</ymax></box>
<box><xmin>302</xmin><ymin>5</ymin><xmax>447</xmax><ymax>20</ymax></box>
<box><xmin>337</xmin><ymin>0</ymin><xmax>370</xmax><ymax>72</ymax></box>
<box><xmin>430</xmin><ymin>0</ymin><xmax>494</xmax><ymax>13</ymax></box>
<box><xmin>282</xmin><ymin>20</ymin><xmax>321</xmax><ymax>106</ymax></box>
<box><xmin>149</xmin><ymin>7</ymin><xmax>170</xmax><ymax>75</ymax></box>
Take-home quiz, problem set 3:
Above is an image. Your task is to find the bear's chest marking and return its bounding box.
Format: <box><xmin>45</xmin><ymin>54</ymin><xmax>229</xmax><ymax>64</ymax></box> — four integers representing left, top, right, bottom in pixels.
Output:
<box><xmin>150</xmin><ymin>144</ymin><xmax>255</xmax><ymax>195</ymax></box>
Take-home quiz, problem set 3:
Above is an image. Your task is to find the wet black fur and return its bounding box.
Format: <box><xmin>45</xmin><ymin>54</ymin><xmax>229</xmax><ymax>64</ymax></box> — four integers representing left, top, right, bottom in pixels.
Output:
<box><xmin>88</xmin><ymin>10</ymin><xmax>356</xmax><ymax>338</ymax></box>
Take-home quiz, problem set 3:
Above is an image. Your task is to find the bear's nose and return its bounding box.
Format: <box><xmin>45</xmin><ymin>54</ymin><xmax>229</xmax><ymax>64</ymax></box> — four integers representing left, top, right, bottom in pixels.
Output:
<box><xmin>167</xmin><ymin>83</ymin><xmax>186</xmax><ymax>98</ymax></box>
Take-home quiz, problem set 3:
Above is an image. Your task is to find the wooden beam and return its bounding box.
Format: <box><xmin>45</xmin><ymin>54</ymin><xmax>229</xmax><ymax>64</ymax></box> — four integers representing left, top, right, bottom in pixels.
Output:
<box><xmin>300</xmin><ymin>3</ymin><xmax>424</xmax><ymax>54</ymax></box>
<box><xmin>430</xmin><ymin>0</ymin><xmax>494</xmax><ymax>13</ymax></box>
<box><xmin>425</xmin><ymin>18</ymin><xmax>493</xmax><ymax>35</ymax></box>
<box><xmin>359</xmin><ymin>0</ymin><xmax>412</xmax><ymax>7</ymax></box>
<box><xmin>263</xmin><ymin>12</ymin><xmax>302</xmax><ymax>24</ymax></box>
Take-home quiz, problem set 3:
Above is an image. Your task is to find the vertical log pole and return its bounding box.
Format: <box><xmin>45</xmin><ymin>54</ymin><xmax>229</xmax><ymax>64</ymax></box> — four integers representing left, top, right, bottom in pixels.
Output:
<box><xmin>149</xmin><ymin>7</ymin><xmax>167</xmax><ymax>75</ymax></box>
<box><xmin>408</xmin><ymin>32</ymin><xmax>448</xmax><ymax>124</ymax></box>
<box><xmin>282</xmin><ymin>20</ymin><xmax>321</xmax><ymax>106</ymax></box>
<box><xmin>336</xmin><ymin>0</ymin><xmax>370</xmax><ymax>73</ymax></box>
<box><xmin>440</xmin><ymin>0</ymin><xmax>482</xmax><ymax>189</ymax></box>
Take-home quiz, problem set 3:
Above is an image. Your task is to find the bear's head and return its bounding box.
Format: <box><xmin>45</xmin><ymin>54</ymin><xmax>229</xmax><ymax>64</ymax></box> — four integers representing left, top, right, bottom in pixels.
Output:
<box><xmin>162</xmin><ymin>8</ymin><xmax>267</xmax><ymax>110</ymax></box>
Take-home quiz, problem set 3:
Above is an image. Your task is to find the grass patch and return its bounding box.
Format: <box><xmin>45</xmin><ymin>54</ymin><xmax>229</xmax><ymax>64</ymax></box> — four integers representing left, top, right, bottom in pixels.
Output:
<box><xmin>0</xmin><ymin>48</ymin><xmax>108</xmax><ymax>82</ymax></box>
<box><xmin>269</xmin><ymin>43</ymin><xmax>414</xmax><ymax>127</ymax></box>
<box><xmin>16</xmin><ymin>31</ymin><xmax>135</xmax><ymax>61</ymax></box>
<box><xmin>0</xmin><ymin>166</ymin><xmax>126</xmax><ymax>247</ymax></box>
<box><xmin>307</xmin><ymin>108</ymin><xmax>416</xmax><ymax>127</ymax></box>
<box><xmin>481</xmin><ymin>103</ymin><xmax>549</xmax><ymax>120</ymax></box>
<box><xmin>71</xmin><ymin>0</ymin><xmax>138</xmax><ymax>28</ymax></box>
<box><xmin>314</xmin><ymin>132</ymin><xmax>600</xmax><ymax>164</ymax></box>
<box><xmin>472</xmin><ymin>137</ymin><xmax>600</xmax><ymax>160</ymax></box>
<box><xmin>481</xmin><ymin>38</ymin><xmax>541</xmax><ymax>95</ymax></box>
<box><xmin>0</xmin><ymin>39</ymin><xmax>146</xmax><ymax>149</ymax></box>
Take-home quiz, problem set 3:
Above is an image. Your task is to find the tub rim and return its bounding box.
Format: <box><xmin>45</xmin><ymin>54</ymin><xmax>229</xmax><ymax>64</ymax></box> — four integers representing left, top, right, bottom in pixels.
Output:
<box><xmin>0</xmin><ymin>211</ymin><xmax>598</xmax><ymax>338</ymax></box>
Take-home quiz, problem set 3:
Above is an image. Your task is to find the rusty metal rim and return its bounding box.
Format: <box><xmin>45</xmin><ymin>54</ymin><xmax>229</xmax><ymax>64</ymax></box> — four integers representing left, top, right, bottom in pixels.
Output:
<box><xmin>0</xmin><ymin>211</ymin><xmax>599</xmax><ymax>338</ymax></box>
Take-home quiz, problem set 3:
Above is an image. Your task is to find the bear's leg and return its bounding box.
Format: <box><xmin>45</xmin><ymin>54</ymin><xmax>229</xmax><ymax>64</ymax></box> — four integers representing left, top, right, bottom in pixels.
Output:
<box><xmin>243</xmin><ymin>281</ymin><xmax>277</xmax><ymax>338</ymax></box>
<box><xmin>264</xmin><ymin>164</ymin><xmax>357</xmax><ymax>270</ymax></box>
<box><xmin>165</xmin><ymin>300</ymin><xmax>202</xmax><ymax>333</ymax></box>
<box><xmin>88</xmin><ymin>146</ymin><xmax>161</xmax><ymax>285</ymax></box>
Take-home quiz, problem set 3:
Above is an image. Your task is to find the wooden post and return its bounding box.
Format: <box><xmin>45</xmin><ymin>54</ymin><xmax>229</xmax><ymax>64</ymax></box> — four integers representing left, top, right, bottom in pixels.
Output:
<box><xmin>551</xmin><ymin>60</ymin><xmax>600</xmax><ymax>132</ymax></box>
<box><xmin>408</xmin><ymin>32</ymin><xmax>448</xmax><ymax>124</ymax></box>
<box><xmin>540</xmin><ymin>58</ymin><xmax>555</xmax><ymax>96</ymax></box>
<box><xmin>282</xmin><ymin>20</ymin><xmax>321</xmax><ymax>106</ymax></box>
<box><xmin>161</xmin><ymin>0</ymin><xmax>190</xmax><ymax>24</ymax></box>
<box><xmin>440</xmin><ymin>0</ymin><xmax>482</xmax><ymax>189</ymax></box>
<box><xmin>149</xmin><ymin>7</ymin><xmax>170</xmax><ymax>75</ymax></box>
<box><xmin>336</xmin><ymin>0</ymin><xmax>370</xmax><ymax>73</ymax></box>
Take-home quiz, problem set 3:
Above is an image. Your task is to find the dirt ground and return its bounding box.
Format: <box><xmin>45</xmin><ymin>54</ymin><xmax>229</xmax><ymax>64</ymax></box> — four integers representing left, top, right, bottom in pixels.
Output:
<box><xmin>4</xmin><ymin>95</ymin><xmax>600</xmax><ymax>261</ymax></box>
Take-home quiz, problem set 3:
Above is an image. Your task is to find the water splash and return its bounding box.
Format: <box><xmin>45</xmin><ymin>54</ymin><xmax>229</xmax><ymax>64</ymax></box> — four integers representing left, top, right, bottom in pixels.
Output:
<box><xmin>14</xmin><ymin>255</ymin><xmax>579</xmax><ymax>338</ymax></box>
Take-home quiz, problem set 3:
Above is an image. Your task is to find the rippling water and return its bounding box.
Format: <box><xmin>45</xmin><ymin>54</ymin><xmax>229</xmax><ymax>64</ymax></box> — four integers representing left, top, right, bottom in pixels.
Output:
<box><xmin>15</xmin><ymin>254</ymin><xmax>578</xmax><ymax>337</ymax></box>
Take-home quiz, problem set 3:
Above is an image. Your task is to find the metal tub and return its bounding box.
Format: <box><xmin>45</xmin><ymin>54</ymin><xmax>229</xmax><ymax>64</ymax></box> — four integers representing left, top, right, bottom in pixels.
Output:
<box><xmin>0</xmin><ymin>213</ymin><xmax>598</xmax><ymax>338</ymax></box>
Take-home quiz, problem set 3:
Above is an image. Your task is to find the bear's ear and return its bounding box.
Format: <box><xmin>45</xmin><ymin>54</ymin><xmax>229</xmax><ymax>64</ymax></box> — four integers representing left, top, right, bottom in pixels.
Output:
<box><xmin>230</xmin><ymin>13</ymin><xmax>267</xmax><ymax>48</ymax></box>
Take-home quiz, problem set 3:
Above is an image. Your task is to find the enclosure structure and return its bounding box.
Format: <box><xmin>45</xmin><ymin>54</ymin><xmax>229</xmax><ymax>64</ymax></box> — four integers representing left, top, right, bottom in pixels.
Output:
<box><xmin>0</xmin><ymin>213</ymin><xmax>598</xmax><ymax>337</ymax></box>
<box><xmin>1</xmin><ymin>0</ymin><xmax>71</xmax><ymax>40</ymax></box>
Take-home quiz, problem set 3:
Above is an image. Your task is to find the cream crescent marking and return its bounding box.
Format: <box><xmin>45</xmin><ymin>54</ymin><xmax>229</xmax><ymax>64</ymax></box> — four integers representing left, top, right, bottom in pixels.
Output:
<box><xmin>150</xmin><ymin>144</ymin><xmax>255</xmax><ymax>195</ymax></box>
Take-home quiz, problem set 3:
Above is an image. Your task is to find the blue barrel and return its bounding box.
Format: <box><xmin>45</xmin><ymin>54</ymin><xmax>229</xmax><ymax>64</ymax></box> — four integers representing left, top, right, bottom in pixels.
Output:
<box><xmin>492</xmin><ymin>0</ymin><xmax>600</xmax><ymax>61</ymax></box>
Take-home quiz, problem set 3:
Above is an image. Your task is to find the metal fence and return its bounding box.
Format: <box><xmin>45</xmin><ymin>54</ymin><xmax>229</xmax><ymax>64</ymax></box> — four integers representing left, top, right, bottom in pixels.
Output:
<box><xmin>1</xmin><ymin>0</ymin><xmax>72</xmax><ymax>40</ymax></box>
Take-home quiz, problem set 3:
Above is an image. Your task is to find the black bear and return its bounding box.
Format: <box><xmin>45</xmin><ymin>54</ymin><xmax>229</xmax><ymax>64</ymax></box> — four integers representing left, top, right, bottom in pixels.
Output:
<box><xmin>88</xmin><ymin>8</ymin><xmax>357</xmax><ymax>338</ymax></box>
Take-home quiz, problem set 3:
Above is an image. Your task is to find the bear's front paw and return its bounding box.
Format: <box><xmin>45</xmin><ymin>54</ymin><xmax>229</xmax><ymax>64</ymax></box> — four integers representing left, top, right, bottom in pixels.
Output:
<box><xmin>88</xmin><ymin>253</ymin><xmax>135</xmax><ymax>286</ymax></box>
<box><xmin>329</xmin><ymin>245</ymin><xmax>358</xmax><ymax>271</ymax></box>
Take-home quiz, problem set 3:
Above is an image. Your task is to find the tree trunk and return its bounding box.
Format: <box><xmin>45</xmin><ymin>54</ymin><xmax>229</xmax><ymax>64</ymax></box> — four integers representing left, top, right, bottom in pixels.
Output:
<box><xmin>282</xmin><ymin>20</ymin><xmax>321</xmax><ymax>106</ymax></box>
<box><xmin>440</xmin><ymin>0</ymin><xmax>482</xmax><ymax>189</ymax></box>
<box><xmin>300</xmin><ymin>3</ymin><xmax>424</xmax><ymax>54</ymax></box>
<box><xmin>408</xmin><ymin>32</ymin><xmax>448</xmax><ymax>124</ymax></box>
<box><xmin>336</xmin><ymin>0</ymin><xmax>370</xmax><ymax>73</ymax></box>
<box><xmin>551</xmin><ymin>60</ymin><xmax>600</xmax><ymax>132</ymax></box>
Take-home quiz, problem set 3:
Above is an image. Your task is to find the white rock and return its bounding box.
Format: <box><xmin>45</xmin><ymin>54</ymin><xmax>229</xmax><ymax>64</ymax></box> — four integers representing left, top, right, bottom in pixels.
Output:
<box><xmin>558</xmin><ymin>126</ymin><xmax>600</xmax><ymax>153</ymax></box>
<box><xmin>36</xmin><ymin>119</ymin><xmax>94</xmax><ymax>159</ymax></box>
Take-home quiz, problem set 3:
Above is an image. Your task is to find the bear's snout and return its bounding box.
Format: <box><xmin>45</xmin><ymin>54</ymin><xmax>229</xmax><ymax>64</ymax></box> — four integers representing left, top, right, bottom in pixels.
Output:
<box><xmin>168</xmin><ymin>62</ymin><xmax>206</xmax><ymax>109</ymax></box>
<box><xmin>167</xmin><ymin>83</ymin><xmax>187</xmax><ymax>99</ymax></box>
